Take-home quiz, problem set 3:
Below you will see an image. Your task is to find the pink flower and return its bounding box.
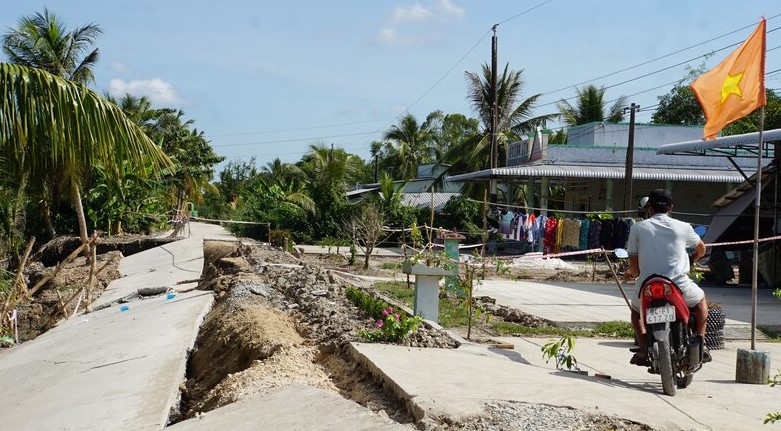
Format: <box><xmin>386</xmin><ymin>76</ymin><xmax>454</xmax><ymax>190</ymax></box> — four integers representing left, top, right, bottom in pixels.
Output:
<box><xmin>395</xmin><ymin>314</ymin><xmax>400</xmax><ymax>321</ymax></box>
<box><xmin>388</xmin><ymin>307</ymin><xmax>393</xmax><ymax>314</ymax></box>
<box><xmin>382</xmin><ymin>309</ymin><xmax>389</xmax><ymax>316</ymax></box>
<box><xmin>376</xmin><ymin>320</ymin><xmax>384</xmax><ymax>328</ymax></box>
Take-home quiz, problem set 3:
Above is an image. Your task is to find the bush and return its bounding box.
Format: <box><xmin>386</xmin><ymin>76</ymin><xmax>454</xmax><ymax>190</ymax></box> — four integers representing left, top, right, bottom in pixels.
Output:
<box><xmin>268</xmin><ymin>229</ymin><xmax>292</xmax><ymax>248</ymax></box>
<box><xmin>345</xmin><ymin>287</ymin><xmax>422</xmax><ymax>342</ymax></box>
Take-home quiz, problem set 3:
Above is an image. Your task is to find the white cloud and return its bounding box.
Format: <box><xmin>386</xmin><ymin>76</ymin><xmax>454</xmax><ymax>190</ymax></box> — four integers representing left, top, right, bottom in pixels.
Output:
<box><xmin>391</xmin><ymin>3</ymin><xmax>431</xmax><ymax>23</ymax></box>
<box><xmin>377</xmin><ymin>26</ymin><xmax>421</xmax><ymax>45</ymax></box>
<box><xmin>435</xmin><ymin>0</ymin><xmax>464</xmax><ymax>21</ymax></box>
<box><xmin>109</xmin><ymin>78</ymin><xmax>182</xmax><ymax>105</ymax></box>
<box><xmin>110</xmin><ymin>62</ymin><xmax>131</xmax><ymax>75</ymax></box>
<box><xmin>390</xmin><ymin>0</ymin><xmax>464</xmax><ymax>24</ymax></box>
<box><xmin>379</xmin><ymin>0</ymin><xmax>465</xmax><ymax>45</ymax></box>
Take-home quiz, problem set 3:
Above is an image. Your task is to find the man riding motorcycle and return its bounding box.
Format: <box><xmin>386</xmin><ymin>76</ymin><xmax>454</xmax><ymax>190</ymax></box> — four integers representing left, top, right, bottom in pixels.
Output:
<box><xmin>624</xmin><ymin>189</ymin><xmax>711</xmax><ymax>366</ymax></box>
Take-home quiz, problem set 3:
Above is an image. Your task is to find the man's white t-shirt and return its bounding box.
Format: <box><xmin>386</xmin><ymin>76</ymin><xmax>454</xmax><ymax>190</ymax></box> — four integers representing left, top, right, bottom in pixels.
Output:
<box><xmin>626</xmin><ymin>213</ymin><xmax>704</xmax><ymax>309</ymax></box>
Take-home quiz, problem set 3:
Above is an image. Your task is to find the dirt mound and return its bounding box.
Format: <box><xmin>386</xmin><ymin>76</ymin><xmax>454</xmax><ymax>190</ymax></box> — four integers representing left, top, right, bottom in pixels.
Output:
<box><xmin>177</xmin><ymin>241</ymin><xmax>458</xmax><ymax>424</ymax></box>
<box><xmin>14</xmin><ymin>250</ymin><xmax>122</xmax><ymax>341</ymax></box>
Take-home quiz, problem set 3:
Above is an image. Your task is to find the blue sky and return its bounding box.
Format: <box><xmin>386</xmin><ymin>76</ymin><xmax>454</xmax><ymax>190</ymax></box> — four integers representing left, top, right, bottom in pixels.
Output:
<box><xmin>3</xmin><ymin>1</ymin><xmax>780</xmax><ymax>173</ymax></box>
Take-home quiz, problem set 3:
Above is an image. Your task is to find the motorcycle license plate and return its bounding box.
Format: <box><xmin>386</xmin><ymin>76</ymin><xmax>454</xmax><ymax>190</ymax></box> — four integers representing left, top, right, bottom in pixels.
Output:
<box><xmin>646</xmin><ymin>305</ymin><xmax>676</xmax><ymax>324</ymax></box>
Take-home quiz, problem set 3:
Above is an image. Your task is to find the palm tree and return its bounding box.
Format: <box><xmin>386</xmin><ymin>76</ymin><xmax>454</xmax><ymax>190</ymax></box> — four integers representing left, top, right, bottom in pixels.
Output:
<box><xmin>0</xmin><ymin>63</ymin><xmax>172</xmax><ymax>250</ymax></box>
<box><xmin>300</xmin><ymin>144</ymin><xmax>362</xmax><ymax>237</ymax></box>
<box><xmin>261</xmin><ymin>158</ymin><xmax>306</xmax><ymax>188</ymax></box>
<box><xmin>449</xmin><ymin>63</ymin><xmax>557</xmax><ymax>174</ymax></box>
<box><xmin>383</xmin><ymin>113</ymin><xmax>435</xmax><ymax>180</ymax></box>
<box><xmin>557</xmin><ymin>84</ymin><xmax>626</xmax><ymax>126</ymax></box>
<box><xmin>3</xmin><ymin>9</ymin><xmax>102</xmax><ymax>238</ymax></box>
<box><xmin>2</xmin><ymin>8</ymin><xmax>101</xmax><ymax>83</ymax></box>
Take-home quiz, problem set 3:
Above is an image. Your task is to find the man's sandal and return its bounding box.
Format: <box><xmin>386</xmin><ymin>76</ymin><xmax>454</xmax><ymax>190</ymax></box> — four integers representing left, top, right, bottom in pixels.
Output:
<box><xmin>630</xmin><ymin>352</ymin><xmax>651</xmax><ymax>367</ymax></box>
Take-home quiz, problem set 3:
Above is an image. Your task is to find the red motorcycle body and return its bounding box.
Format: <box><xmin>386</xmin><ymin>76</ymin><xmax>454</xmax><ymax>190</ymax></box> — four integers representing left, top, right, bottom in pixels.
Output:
<box><xmin>639</xmin><ymin>275</ymin><xmax>704</xmax><ymax>396</ymax></box>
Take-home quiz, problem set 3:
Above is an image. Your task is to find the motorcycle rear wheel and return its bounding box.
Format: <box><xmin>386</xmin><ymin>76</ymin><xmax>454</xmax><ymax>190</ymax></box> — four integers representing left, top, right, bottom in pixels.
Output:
<box><xmin>656</xmin><ymin>339</ymin><xmax>677</xmax><ymax>396</ymax></box>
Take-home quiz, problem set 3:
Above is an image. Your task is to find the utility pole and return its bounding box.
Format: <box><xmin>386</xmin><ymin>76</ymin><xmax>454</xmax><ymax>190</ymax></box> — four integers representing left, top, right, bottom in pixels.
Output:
<box><xmin>623</xmin><ymin>103</ymin><xmax>639</xmax><ymax>211</ymax></box>
<box><xmin>373</xmin><ymin>154</ymin><xmax>378</xmax><ymax>183</ymax></box>
<box><xmin>489</xmin><ymin>24</ymin><xmax>498</xmax><ymax>203</ymax></box>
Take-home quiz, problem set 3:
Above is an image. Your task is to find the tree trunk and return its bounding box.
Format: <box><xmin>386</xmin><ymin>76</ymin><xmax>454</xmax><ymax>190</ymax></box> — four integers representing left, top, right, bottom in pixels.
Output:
<box><xmin>363</xmin><ymin>245</ymin><xmax>373</xmax><ymax>270</ymax></box>
<box><xmin>40</xmin><ymin>199</ymin><xmax>56</xmax><ymax>239</ymax></box>
<box><xmin>71</xmin><ymin>182</ymin><xmax>90</xmax><ymax>258</ymax></box>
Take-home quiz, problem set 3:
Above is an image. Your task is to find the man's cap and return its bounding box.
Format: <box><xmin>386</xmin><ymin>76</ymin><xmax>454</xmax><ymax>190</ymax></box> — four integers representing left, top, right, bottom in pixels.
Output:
<box><xmin>648</xmin><ymin>189</ymin><xmax>672</xmax><ymax>207</ymax></box>
<box><xmin>639</xmin><ymin>196</ymin><xmax>649</xmax><ymax>208</ymax></box>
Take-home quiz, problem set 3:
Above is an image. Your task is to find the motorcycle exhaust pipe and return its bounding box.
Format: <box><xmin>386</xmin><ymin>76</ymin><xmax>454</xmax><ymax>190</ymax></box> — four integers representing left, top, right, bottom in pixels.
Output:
<box><xmin>688</xmin><ymin>335</ymin><xmax>702</xmax><ymax>365</ymax></box>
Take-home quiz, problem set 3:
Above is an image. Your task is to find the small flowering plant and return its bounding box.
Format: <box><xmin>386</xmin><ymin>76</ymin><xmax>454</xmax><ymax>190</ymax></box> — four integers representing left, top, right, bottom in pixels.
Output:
<box><xmin>360</xmin><ymin>306</ymin><xmax>423</xmax><ymax>343</ymax></box>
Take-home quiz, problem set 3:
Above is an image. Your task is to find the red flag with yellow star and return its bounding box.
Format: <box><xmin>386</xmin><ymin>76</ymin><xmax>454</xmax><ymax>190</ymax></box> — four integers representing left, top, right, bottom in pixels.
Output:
<box><xmin>691</xmin><ymin>18</ymin><xmax>766</xmax><ymax>139</ymax></box>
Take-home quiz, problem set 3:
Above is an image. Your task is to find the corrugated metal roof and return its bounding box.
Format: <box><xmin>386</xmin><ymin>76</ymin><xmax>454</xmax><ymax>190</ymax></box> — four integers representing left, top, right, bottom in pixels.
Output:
<box><xmin>445</xmin><ymin>164</ymin><xmax>748</xmax><ymax>183</ymax></box>
<box><xmin>657</xmin><ymin>128</ymin><xmax>781</xmax><ymax>156</ymax></box>
<box><xmin>401</xmin><ymin>193</ymin><xmax>460</xmax><ymax>211</ymax></box>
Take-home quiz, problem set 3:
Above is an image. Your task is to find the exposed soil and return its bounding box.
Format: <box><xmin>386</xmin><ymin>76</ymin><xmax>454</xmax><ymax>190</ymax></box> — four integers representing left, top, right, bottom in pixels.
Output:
<box><xmin>4</xmin><ymin>235</ymin><xmax>175</xmax><ymax>343</ymax></box>
<box><xmin>174</xmin><ymin>241</ymin><xmax>653</xmax><ymax>430</ymax></box>
<box><xmin>4</xmin><ymin>236</ymin><xmax>660</xmax><ymax>430</ymax></box>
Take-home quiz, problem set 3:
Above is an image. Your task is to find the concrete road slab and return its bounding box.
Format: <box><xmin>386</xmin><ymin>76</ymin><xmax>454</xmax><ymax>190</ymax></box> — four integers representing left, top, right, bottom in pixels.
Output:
<box><xmin>0</xmin><ymin>222</ymin><xmax>232</xmax><ymax>431</ymax></box>
<box><xmin>0</xmin><ymin>290</ymin><xmax>213</xmax><ymax>431</ymax></box>
<box><xmin>168</xmin><ymin>384</ymin><xmax>414</xmax><ymax>430</ymax></box>
<box><xmin>95</xmin><ymin>223</ymin><xmax>236</xmax><ymax>307</ymax></box>
<box><xmin>350</xmin><ymin>339</ymin><xmax>781</xmax><ymax>431</ymax></box>
<box><xmin>477</xmin><ymin>279</ymin><xmax>780</xmax><ymax>329</ymax></box>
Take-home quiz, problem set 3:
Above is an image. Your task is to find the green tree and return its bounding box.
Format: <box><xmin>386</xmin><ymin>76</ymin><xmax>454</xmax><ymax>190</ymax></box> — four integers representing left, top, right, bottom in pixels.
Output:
<box><xmin>2</xmin><ymin>9</ymin><xmax>101</xmax><ymax>82</ymax></box>
<box><xmin>432</xmin><ymin>113</ymin><xmax>480</xmax><ymax>163</ymax></box>
<box><xmin>3</xmin><ymin>9</ymin><xmax>103</xmax><ymax>238</ymax></box>
<box><xmin>383</xmin><ymin>113</ymin><xmax>436</xmax><ymax>180</ymax></box>
<box><xmin>557</xmin><ymin>84</ymin><xmax>626</xmax><ymax>126</ymax></box>
<box><xmin>299</xmin><ymin>144</ymin><xmax>362</xmax><ymax>238</ymax></box>
<box><xmin>448</xmin><ymin>63</ymin><xmax>557</xmax><ymax>175</ymax></box>
<box><xmin>652</xmin><ymin>63</ymin><xmax>707</xmax><ymax>126</ymax></box>
<box><xmin>0</xmin><ymin>63</ymin><xmax>172</xmax><ymax>250</ymax></box>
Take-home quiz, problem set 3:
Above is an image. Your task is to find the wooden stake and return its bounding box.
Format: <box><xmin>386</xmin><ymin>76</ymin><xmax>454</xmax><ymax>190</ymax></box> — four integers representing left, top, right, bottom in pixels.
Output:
<box><xmin>84</xmin><ymin>240</ymin><xmax>97</xmax><ymax>313</ymax></box>
<box><xmin>1</xmin><ymin>237</ymin><xmax>36</xmax><ymax>325</ymax></box>
<box><xmin>27</xmin><ymin>238</ymin><xmax>94</xmax><ymax>298</ymax></box>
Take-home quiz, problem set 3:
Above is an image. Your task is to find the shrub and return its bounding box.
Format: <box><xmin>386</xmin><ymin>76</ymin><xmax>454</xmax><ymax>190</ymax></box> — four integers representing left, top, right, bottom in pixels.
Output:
<box><xmin>345</xmin><ymin>287</ymin><xmax>422</xmax><ymax>342</ymax></box>
<box><xmin>268</xmin><ymin>229</ymin><xmax>292</xmax><ymax>248</ymax></box>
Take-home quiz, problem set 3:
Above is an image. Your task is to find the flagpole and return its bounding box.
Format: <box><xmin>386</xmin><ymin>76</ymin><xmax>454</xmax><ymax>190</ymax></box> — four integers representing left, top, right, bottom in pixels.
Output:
<box><xmin>751</xmin><ymin>106</ymin><xmax>765</xmax><ymax>351</ymax></box>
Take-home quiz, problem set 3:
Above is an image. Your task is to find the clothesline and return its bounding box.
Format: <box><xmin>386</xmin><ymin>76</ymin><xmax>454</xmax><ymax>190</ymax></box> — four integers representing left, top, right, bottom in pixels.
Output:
<box><xmin>469</xmin><ymin>198</ymin><xmax>721</xmax><ymax>218</ymax></box>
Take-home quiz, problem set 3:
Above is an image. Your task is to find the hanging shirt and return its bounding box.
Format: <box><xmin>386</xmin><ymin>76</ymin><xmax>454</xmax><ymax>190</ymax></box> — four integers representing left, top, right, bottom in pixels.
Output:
<box><xmin>579</xmin><ymin>219</ymin><xmax>590</xmax><ymax>250</ymax></box>
<box><xmin>614</xmin><ymin>218</ymin><xmax>631</xmax><ymax>249</ymax></box>
<box><xmin>600</xmin><ymin>218</ymin><xmax>616</xmax><ymax>250</ymax></box>
<box><xmin>588</xmin><ymin>219</ymin><xmax>602</xmax><ymax>249</ymax></box>
<box><xmin>561</xmin><ymin>218</ymin><xmax>582</xmax><ymax>249</ymax></box>
<box><xmin>544</xmin><ymin>217</ymin><xmax>558</xmax><ymax>255</ymax></box>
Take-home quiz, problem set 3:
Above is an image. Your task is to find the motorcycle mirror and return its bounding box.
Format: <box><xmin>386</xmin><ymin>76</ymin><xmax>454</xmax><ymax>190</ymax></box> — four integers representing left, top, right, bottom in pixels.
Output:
<box><xmin>613</xmin><ymin>248</ymin><xmax>629</xmax><ymax>259</ymax></box>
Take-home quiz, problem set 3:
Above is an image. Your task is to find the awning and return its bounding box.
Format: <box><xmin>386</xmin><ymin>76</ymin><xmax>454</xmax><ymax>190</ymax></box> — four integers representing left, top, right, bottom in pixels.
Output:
<box><xmin>445</xmin><ymin>164</ymin><xmax>748</xmax><ymax>183</ymax></box>
<box><xmin>656</xmin><ymin>128</ymin><xmax>781</xmax><ymax>158</ymax></box>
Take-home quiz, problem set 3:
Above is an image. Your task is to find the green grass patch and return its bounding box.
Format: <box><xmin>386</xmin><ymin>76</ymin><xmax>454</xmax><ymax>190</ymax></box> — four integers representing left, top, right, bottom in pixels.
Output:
<box><xmin>374</xmin><ymin>281</ymin><xmax>414</xmax><ymax>307</ymax></box>
<box><xmin>380</xmin><ymin>262</ymin><xmax>401</xmax><ymax>271</ymax></box>
<box><xmin>493</xmin><ymin>320</ymin><xmax>634</xmax><ymax>338</ymax></box>
<box><xmin>437</xmin><ymin>297</ymin><xmax>476</xmax><ymax>328</ymax></box>
<box><xmin>758</xmin><ymin>326</ymin><xmax>781</xmax><ymax>342</ymax></box>
<box><xmin>493</xmin><ymin>322</ymin><xmax>591</xmax><ymax>337</ymax></box>
<box><xmin>372</xmin><ymin>281</ymin><xmax>480</xmax><ymax>328</ymax></box>
<box><xmin>592</xmin><ymin>320</ymin><xmax>635</xmax><ymax>338</ymax></box>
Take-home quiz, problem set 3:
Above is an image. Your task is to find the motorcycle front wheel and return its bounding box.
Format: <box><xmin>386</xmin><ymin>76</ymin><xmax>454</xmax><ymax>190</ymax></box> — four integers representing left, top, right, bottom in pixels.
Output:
<box><xmin>656</xmin><ymin>339</ymin><xmax>677</xmax><ymax>396</ymax></box>
<box><xmin>676</xmin><ymin>373</ymin><xmax>693</xmax><ymax>388</ymax></box>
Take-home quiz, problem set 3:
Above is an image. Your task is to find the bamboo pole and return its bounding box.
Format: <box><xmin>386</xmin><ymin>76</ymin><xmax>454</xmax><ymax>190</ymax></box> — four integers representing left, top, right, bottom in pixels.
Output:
<box><xmin>1</xmin><ymin>237</ymin><xmax>35</xmax><ymax>322</ymax></box>
<box><xmin>27</xmin><ymin>239</ymin><xmax>94</xmax><ymax>298</ymax></box>
<box><xmin>51</xmin><ymin>257</ymin><xmax>112</xmax><ymax>322</ymax></box>
<box><xmin>84</xmin><ymin>241</ymin><xmax>97</xmax><ymax>313</ymax></box>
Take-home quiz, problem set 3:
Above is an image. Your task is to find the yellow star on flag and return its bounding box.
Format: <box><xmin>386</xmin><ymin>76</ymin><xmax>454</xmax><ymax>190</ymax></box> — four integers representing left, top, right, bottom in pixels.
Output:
<box><xmin>720</xmin><ymin>72</ymin><xmax>744</xmax><ymax>103</ymax></box>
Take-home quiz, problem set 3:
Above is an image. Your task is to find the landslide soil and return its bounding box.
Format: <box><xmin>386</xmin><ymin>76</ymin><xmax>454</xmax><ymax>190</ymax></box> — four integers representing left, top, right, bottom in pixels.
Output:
<box><xmin>6</xmin><ymin>236</ymin><xmax>655</xmax><ymax>430</ymax></box>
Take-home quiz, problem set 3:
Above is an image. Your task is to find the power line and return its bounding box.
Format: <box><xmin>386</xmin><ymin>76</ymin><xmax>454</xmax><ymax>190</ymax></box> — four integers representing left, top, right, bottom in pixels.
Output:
<box><xmin>541</xmin><ymin>14</ymin><xmax>781</xmax><ymax>97</ymax></box>
<box><xmin>495</xmin><ymin>0</ymin><xmax>555</xmax><ymax>26</ymax></box>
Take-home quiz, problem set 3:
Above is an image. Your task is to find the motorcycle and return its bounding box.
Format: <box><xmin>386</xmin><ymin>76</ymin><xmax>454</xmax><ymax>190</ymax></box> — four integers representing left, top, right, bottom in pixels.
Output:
<box><xmin>638</xmin><ymin>274</ymin><xmax>706</xmax><ymax>396</ymax></box>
